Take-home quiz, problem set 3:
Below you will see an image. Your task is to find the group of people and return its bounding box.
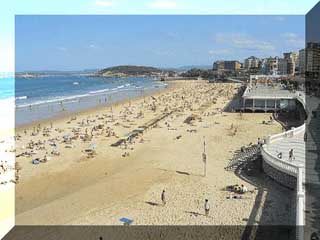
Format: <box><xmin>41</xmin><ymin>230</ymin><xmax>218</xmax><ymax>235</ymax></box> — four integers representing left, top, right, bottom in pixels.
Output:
<box><xmin>257</xmin><ymin>138</ymin><xmax>265</xmax><ymax>147</ymax></box>
<box><xmin>227</xmin><ymin>184</ymin><xmax>248</xmax><ymax>194</ymax></box>
<box><xmin>276</xmin><ymin>148</ymin><xmax>295</xmax><ymax>162</ymax></box>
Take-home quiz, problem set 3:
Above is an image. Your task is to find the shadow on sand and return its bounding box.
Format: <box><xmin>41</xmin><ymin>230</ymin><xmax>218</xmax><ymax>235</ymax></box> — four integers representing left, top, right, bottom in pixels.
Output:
<box><xmin>222</xmin><ymin>85</ymin><xmax>246</xmax><ymax>112</ymax></box>
<box><xmin>156</xmin><ymin>168</ymin><xmax>203</xmax><ymax>177</ymax></box>
<box><xmin>234</xmin><ymin>157</ymin><xmax>296</xmax><ymax>240</ymax></box>
<box><xmin>145</xmin><ymin>201</ymin><xmax>161</xmax><ymax>207</ymax></box>
<box><xmin>184</xmin><ymin>211</ymin><xmax>206</xmax><ymax>217</ymax></box>
<box><xmin>176</xmin><ymin>170</ymin><xmax>190</xmax><ymax>175</ymax></box>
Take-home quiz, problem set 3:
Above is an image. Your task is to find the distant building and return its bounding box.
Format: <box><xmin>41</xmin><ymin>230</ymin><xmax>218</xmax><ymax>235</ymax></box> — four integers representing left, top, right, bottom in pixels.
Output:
<box><xmin>244</xmin><ymin>56</ymin><xmax>260</xmax><ymax>69</ymax></box>
<box><xmin>212</xmin><ymin>61</ymin><xmax>225</xmax><ymax>71</ymax></box>
<box><xmin>298</xmin><ymin>49</ymin><xmax>306</xmax><ymax>74</ymax></box>
<box><xmin>278</xmin><ymin>58</ymin><xmax>288</xmax><ymax>75</ymax></box>
<box><xmin>224</xmin><ymin>61</ymin><xmax>241</xmax><ymax>71</ymax></box>
<box><xmin>283</xmin><ymin>52</ymin><xmax>298</xmax><ymax>75</ymax></box>
<box><xmin>213</xmin><ymin>60</ymin><xmax>241</xmax><ymax>72</ymax></box>
<box><xmin>276</xmin><ymin>52</ymin><xmax>298</xmax><ymax>76</ymax></box>
<box><xmin>262</xmin><ymin>57</ymin><xmax>279</xmax><ymax>75</ymax></box>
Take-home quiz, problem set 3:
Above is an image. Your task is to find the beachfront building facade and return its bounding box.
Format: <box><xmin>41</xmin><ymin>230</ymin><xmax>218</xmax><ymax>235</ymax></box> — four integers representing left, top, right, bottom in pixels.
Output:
<box><xmin>242</xmin><ymin>86</ymin><xmax>298</xmax><ymax>112</ymax></box>
<box><xmin>242</xmin><ymin>75</ymin><xmax>302</xmax><ymax>112</ymax></box>
<box><xmin>212</xmin><ymin>61</ymin><xmax>225</xmax><ymax>72</ymax></box>
<box><xmin>212</xmin><ymin>60</ymin><xmax>241</xmax><ymax>72</ymax></box>
<box><xmin>224</xmin><ymin>61</ymin><xmax>241</xmax><ymax>71</ymax></box>
<box><xmin>284</xmin><ymin>52</ymin><xmax>298</xmax><ymax>75</ymax></box>
<box><xmin>244</xmin><ymin>56</ymin><xmax>260</xmax><ymax>69</ymax></box>
<box><xmin>260</xmin><ymin>57</ymin><xmax>279</xmax><ymax>75</ymax></box>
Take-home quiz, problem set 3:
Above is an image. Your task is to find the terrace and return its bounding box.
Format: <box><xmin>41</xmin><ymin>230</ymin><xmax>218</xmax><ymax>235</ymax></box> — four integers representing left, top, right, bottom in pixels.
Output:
<box><xmin>242</xmin><ymin>84</ymin><xmax>303</xmax><ymax>112</ymax></box>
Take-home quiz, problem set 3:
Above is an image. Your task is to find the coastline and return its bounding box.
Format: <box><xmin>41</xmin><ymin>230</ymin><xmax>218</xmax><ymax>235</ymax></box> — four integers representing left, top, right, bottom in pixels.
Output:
<box><xmin>16</xmin><ymin>80</ymin><xmax>177</xmax><ymax>131</ymax></box>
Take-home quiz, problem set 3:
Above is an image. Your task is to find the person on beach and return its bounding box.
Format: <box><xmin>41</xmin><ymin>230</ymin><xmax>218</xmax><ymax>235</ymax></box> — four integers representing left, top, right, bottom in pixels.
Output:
<box><xmin>204</xmin><ymin>199</ymin><xmax>210</xmax><ymax>216</ymax></box>
<box><xmin>257</xmin><ymin>138</ymin><xmax>263</xmax><ymax>147</ymax></box>
<box><xmin>161</xmin><ymin>190</ymin><xmax>166</xmax><ymax>205</ymax></box>
<box><xmin>43</xmin><ymin>155</ymin><xmax>48</xmax><ymax>163</ymax></box>
<box><xmin>240</xmin><ymin>184</ymin><xmax>248</xmax><ymax>194</ymax></box>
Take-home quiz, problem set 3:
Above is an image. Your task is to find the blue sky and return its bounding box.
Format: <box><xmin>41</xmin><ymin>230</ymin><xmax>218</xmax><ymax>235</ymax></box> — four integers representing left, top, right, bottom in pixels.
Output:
<box><xmin>16</xmin><ymin>15</ymin><xmax>305</xmax><ymax>71</ymax></box>
<box><xmin>1</xmin><ymin>0</ymin><xmax>319</xmax><ymax>72</ymax></box>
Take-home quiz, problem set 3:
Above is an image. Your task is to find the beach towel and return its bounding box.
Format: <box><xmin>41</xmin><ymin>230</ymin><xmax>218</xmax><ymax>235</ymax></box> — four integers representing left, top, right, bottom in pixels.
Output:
<box><xmin>119</xmin><ymin>217</ymin><xmax>134</xmax><ymax>225</ymax></box>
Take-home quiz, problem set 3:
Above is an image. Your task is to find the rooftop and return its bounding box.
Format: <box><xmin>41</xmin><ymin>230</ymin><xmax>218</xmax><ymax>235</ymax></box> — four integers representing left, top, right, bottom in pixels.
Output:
<box><xmin>243</xmin><ymin>84</ymin><xmax>298</xmax><ymax>100</ymax></box>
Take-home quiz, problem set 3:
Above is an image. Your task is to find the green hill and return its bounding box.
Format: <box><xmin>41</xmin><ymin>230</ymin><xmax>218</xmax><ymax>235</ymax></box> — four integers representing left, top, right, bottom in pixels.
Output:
<box><xmin>97</xmin><ymin>65</ymin><xmax>162</xmax><ymax>77</ymax></box>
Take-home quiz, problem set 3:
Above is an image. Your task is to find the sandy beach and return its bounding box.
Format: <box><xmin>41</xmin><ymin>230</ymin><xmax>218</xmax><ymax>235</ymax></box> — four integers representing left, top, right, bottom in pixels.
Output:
<box><xmin>13</xmin><ymin>80</ymin><xmax>295</xmax><ymax>225</ymax></box>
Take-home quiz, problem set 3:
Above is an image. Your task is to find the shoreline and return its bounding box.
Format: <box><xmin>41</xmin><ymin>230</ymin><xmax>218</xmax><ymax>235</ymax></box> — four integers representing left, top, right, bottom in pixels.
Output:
<box><xmin>16</xmin><ymin>80</ymin><xmax>178</xmax><ymax>131</ymax></box>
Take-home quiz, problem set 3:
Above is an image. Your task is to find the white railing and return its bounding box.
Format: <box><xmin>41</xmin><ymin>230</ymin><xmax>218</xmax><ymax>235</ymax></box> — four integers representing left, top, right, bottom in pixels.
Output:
<box><xmin>268</xmin><ymin>124</ymin><xmax>305</xmax><ymax>143</ymax></box>
<box><xmin>260</xmin><ymin>89</ymin><xmax>306</xmax><ymax>238</ymax></box>
<box><xmin>296</xmin><ymin>166</ymin><xmax>305</xmax><ymax>238</ymax></box>
<box><xmin>261</xmin><ymin>143</ymin><xmax>305</xmax><ymax>237</ymax></box>
<box><xmin>261</xmin><ymin>146</ymin><xmax>298</xmax><ymax>177</ymax></box>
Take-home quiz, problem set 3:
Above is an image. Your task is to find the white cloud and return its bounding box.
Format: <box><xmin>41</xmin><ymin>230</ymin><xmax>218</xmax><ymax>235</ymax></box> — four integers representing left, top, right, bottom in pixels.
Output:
<box><xmin>281</xmin><ymin>32</ymin><xmax>305</xmax><ymax>48</ymax></box>
<box><xmin>214</xmin><ymin>33</ymin><xmax>275</xmax><ymax>52</ymax></box>
<box><xmin>281</xmin><ymin>32</ymin><xmax>298</xmax><ymax>39</ymax></box>
<box><xmin>95</xmin><ymin>0</ymin><xmax>113</xmax><ymax>7</ymax></box>
<box><xmin>149</xmin><ymin>1</ymin><xmax>177</xmax><ymax>9</ymax></box>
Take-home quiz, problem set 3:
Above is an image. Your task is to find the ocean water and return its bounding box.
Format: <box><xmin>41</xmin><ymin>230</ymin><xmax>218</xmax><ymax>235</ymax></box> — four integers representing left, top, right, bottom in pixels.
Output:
<box><xmin>12</xmin><ymin>74</ymin><xmax>167</xmax><ymax>126</ymax></box>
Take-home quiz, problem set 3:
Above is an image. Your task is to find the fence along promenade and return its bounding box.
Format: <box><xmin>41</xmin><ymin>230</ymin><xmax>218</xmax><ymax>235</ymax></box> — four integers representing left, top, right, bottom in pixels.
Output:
<box><xmin>260</xmin><ymin>90</ymin><xmax>306</xmax><ymax>239</ymax></box>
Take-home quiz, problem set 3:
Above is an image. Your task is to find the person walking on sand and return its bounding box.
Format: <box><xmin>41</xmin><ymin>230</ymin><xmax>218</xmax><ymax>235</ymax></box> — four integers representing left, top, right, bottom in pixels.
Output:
<box><xmin>161</xmin><ymin>190</ymin><xmax>166</xmax><ymax>206</ymax></box>
<box><xmin>204</xmin><ymin>199</ymin><xmax>210</xmax><ymax>216</ymax></box>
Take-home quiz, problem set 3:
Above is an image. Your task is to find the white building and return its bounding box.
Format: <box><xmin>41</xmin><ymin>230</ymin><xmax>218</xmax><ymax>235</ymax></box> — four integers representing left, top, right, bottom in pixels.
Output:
<box><xmin>283</xmin><ymin>52</ymin><xmax>298</xmax><ymax>75</ymax></box>
<box><xmin>244</xmin><ymin>56</ymin><xmax>260</xmax><ymax>69</ymax></box>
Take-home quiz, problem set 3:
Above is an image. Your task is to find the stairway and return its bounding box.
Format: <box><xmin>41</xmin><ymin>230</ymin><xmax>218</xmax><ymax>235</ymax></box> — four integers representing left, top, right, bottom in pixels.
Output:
<box><xmin>225</xmin><ymin>144</ymin><xmax>261</xmax><ymax>171</ymax></box>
